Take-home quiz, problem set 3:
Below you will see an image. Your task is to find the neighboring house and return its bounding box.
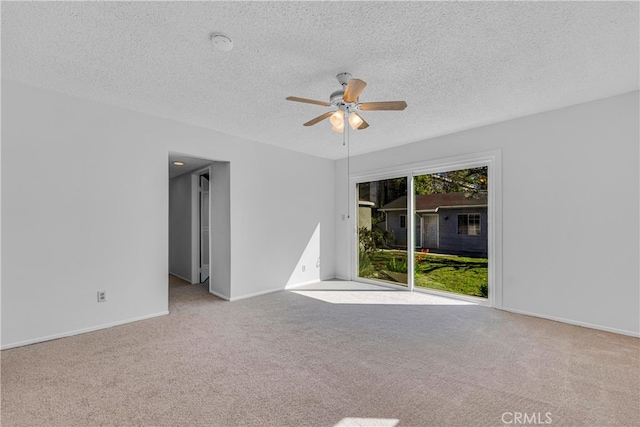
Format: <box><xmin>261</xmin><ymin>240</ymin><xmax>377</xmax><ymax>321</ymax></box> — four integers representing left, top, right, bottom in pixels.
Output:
<box><xmin>378</xmin><ymin>192</ymin><xmax>488</xmax><ymax>256</ymax></box>
<box><xmin>358</xmin><ymin>200</ymin><xmax>375</xmax><ymax>230</ymax></box>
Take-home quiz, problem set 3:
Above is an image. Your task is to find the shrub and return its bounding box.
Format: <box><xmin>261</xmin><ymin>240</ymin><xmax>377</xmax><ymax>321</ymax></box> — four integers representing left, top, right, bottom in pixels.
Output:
<box><xmin>358</xmin><ymin>252</ymin><xmax>374</xmax><ymax>277</ymax></box>
<box><xmin>386</xmin><ymin>257</ymin><xmax>408</xmax><ymax>274</ymax></box>
<box><xmin>358</xmin><ymin>227</ymin><xmax>378</xmax><ymax>253</ymax></box>
<box><xmin>358</xmin><ymin>226</ymin><xmax>392</xmax><ymax>253</ymax></box>
<box><xmin>372</xmin><ymin>228</ymin><xmax>392</xmax><ymax>249</ymax></box>
<box><xmin>479</xmin><ymin>283</ymin><xmax>488</xmax><ymax>298</ymax></box>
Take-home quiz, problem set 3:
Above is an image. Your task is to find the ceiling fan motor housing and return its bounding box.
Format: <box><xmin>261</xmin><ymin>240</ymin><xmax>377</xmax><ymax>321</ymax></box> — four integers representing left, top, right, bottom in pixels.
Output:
<box><xmin>330</xmin><ymin>89</ymin><xmax>359</xmax><ymax>112</ymax></box>
<box><xmin>330</xmin><ymin>90</ymin><xmax>345</xmax><ymax>107</ymax></box>
<box><xmin>331</xmin><ymin>73</ymin><xmax>362</xmax><ymax>112</ymax></box>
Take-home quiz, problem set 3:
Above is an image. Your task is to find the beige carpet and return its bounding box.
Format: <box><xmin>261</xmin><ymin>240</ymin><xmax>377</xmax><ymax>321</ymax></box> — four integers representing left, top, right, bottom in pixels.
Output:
<box><xmin>1</xmin><ymin>279</ymin><xmax>638</xmax><ymax>427</ymax></box>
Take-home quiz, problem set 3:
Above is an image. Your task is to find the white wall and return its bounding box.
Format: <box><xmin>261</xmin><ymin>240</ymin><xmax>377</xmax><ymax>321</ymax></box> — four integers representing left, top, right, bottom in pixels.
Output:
<box><xmin>1</xmin><ymin>81</ymin><xmax>336</xmax><ymax>348</ymax></box>
<box><xmin>3</xmin><ymin>80</ymin><xmax>635</xmax><ymax>348</ymax></box>
<box><xmin>168</xmin><ymin>172</ymin><xmax>193</xmax><ymax>281</ymax></box>
<box><xmin>226</xmin><ymin>142</ymin><xmax>334</xmax><ymax>300</ymax></box>
<box><xmin>335</xmin><ymin>92</ymin><xmax>640</xmax><ymax>336</ymax></box>
<box><xmin>209</xmin><ymin>161</ymin><xmax>231</xmax><ymax>299</ymax></box>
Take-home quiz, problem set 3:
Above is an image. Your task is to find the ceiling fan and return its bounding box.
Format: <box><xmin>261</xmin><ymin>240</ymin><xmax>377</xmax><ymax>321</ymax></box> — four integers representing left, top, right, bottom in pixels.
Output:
<box><xmin>286</xmin><ymin>73</ymin><xmax>407</xmax><ymax>132</ymax></box>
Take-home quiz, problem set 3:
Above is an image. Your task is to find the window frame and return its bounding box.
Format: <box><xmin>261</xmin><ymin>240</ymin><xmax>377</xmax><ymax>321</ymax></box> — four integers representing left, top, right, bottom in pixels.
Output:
<box><xmin>458</xmin><ymin>213</ymin><xmax>481</xmax><ymax>235</ymax></box>
<box><xmin>348</xmin><ymin>150</ymin><xmax>502</xmax><ymax>308</ymax></box>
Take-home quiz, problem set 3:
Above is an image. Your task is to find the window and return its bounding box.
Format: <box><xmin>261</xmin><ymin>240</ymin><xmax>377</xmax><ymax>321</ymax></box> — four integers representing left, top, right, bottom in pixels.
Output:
<box><xmin>458</xmin><ymin>214</ymin><xmax>481</xmax><ymax>235</ymax></box>
<box><xmin>399</xmin><ymin>215</ymin><xmax>406</xmax><ymax>228</ymax></box>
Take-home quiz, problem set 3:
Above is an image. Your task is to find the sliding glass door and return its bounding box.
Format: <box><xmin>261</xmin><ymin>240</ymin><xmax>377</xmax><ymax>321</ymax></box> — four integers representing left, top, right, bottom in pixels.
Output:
<box><xmin>413</xmin><ymin>167</ymin><xmax>488</xmax><ymax>298</ymax></box>
<box><xmin>354</xmin><ymin>165</ymin><xmax>489</xmax><ymax>300</ymax></box>
<box><xmin>356</xmin><ymin>177</ymin><xmax>408</xmax><ymax>287</ymax></box>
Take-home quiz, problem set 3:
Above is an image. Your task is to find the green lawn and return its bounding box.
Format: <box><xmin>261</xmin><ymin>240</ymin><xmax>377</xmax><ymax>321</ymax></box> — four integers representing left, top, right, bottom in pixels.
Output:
<box><xmin>360</xmin><ymin>250</ymin><xmax>488</xmax><ymax>298</ymax></box>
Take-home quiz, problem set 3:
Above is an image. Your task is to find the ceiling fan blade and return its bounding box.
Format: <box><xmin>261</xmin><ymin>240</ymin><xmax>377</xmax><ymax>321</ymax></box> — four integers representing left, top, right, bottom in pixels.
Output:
<box><xmin>303</xmin><ymin>111</ymin><xmax>334</xmax><ymax>126</ymax></box>
<box><xmin>355</xmin><ymin>114</ymin><xmax>369</xmax><ymax>130</ymax></box>
<box><xmin>343</xmin><ymin>79</ymin><xmax>367</xmax><ymax>102</ymax></box>
<box><xmin>359</xmin><ymin>101</ymin><xmax>407</xmax><ymax>111</ymax></box>
<box><xmin>286</xmin><ymin>96</ymin><xmax>331</xmax><ymax>107</ymax></box>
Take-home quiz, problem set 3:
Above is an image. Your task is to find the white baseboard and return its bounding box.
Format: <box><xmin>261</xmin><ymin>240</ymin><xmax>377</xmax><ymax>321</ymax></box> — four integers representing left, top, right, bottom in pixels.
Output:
<box><xmin>1</xmin><ymin>311</ymin><xmax>170</xmax><ymax>350</ymax></box>
<box><xmin>208</xmin><ymin>289</ymin><xmax>230</xmax><ymax>301</ymax></box>
<box><xmin>232</xmin><ymin>278</ymin><xmax>329</xmax><ymax>300</ymax></box>
<box><xmin>229</xmin><ymin>287</ymin><xmax>283</xmax><ymax>302</ymax></box>
<box><xmin>499</xmin><ymin>306</ymin><xmax>640</xmax><ymax>338</ymax></box>
<box><xmin>285</xmin><ymin>279</ymin><xmax>322</xmax><ymax>290</ymax></box>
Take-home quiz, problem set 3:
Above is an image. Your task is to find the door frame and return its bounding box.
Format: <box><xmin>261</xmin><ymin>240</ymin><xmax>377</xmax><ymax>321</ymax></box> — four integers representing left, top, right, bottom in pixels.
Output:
<box><xmin>199</xmin><ymin>174</ymin><xmax>210</xmax><ymax>283</ymax></box>
<box><xmin>191</xmin><ymin>166</ymin><xmax>213</xmax><ymax>287</ymax></box>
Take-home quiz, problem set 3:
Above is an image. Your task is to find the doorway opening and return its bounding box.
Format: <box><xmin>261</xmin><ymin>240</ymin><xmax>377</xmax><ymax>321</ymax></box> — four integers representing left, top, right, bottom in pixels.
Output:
<box><xmin>168</xmin><ymin>153</ymin><xmax>231</xmax><ymax>300</ymax></box>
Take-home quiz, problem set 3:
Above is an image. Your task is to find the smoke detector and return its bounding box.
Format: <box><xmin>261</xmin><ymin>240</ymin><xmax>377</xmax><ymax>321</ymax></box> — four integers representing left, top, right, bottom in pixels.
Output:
<box><xmin>210</xmin><ymin>33</ymin><xmax>233</xmax><ymax>52</ymax></box>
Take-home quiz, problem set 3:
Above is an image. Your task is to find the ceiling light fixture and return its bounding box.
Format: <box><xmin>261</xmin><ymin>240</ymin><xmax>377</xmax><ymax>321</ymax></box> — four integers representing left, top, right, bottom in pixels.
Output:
<box><xmin>348</xmin><ymin>113</ymin><xmax>364</xmax><ymax>130</ymax></box>
<box><xmin>209</xmin><ymin>33</ymin><xmax>233</xmax><ymax>52</ymax></box>
<box><xmin>173</xmin><ymin>161</ymin><xmax>185</xmax><ymax>166</ymax></box>
<box><xmin>286</xmin><ymin>72</ymin><xmax>406</xmax><ymax>133</ymax></box>
<box><xmin>328</xmin><ymin>110</ymin><xmax>365</xmax><ymax>133</ymax></box>
<box><xmin>329</xmin><ymin>110</ymin><xmax>344</xmax><ymax>127</ymax></box>
<box><xmin>288</xmin><ymin>73</ymin><xmax>407</xmax><ymax>232</ymax></box>
<box><xmin>330</xmin><ymin>110</ymin><xmax>345</xmax><ymax>133</ymax></box>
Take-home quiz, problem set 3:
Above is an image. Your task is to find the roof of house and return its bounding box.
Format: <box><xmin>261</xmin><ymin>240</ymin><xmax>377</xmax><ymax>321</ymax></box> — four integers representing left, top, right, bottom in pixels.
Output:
<box><xmin>379</xmin><ymin>192</ymin><xmax>488</xmax><ymax>212</ymax></box>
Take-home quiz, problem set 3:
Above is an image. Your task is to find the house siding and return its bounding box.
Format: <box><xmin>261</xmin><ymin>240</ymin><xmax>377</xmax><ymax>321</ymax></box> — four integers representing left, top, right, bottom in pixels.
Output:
<box><xmin>386</xmin><ymin>212</ymin><xmax>407</xmax><ymax>247</ymax></box>
<box><xmin>385</xmin><ymin>207</ymin><xmax>487</xmax><ymax>256</ymax></box>
<box><xmin>437</xmin><ymin>207</ymin><xmax>488</xmax><ymax>256</ymax></box>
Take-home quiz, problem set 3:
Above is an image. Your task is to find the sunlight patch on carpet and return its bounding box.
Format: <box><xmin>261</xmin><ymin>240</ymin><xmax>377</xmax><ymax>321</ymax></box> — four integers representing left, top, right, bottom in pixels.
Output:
<box><xmin>334</xmin><ymin>418</ymin><xmax>400</xmax><ymax>427</ymax></box>
<box><xmin>291</xmin><ymin>289</ymin><xmax>476</xmax><ymax>305</ymax></box>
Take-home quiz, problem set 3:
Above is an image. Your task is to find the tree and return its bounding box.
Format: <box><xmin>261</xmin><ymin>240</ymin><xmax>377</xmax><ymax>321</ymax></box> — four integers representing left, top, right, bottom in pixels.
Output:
<box><xmin>358</xmin><ymin>177</ymin><xmax>407</xmax><ymax>208</ymax></box>
<box><xmin>414</xmin><ymin>167</ymin><xmax>487</xmax><ymax>196</ymax></box>
<box><xmin>380</xmin><ymin>177</ymin><xmax>407</xmax><ymax>206</ymax></box>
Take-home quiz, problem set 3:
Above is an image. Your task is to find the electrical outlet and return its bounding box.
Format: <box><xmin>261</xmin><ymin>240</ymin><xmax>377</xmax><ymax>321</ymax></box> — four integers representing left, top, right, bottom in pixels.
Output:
<box><xmin>301</xmin><ymin>265</ymin><xmax>306</xmax><ymax>272</ymax></box>
<box><xmin>341</xmin><ymin>214</ymin><xmax>346</xmax><ymax>221</ymax></box>
<box><xmin>97</xmin><ymin>291</ymin><xmax>107</xmax><ymax>302</ymax></box>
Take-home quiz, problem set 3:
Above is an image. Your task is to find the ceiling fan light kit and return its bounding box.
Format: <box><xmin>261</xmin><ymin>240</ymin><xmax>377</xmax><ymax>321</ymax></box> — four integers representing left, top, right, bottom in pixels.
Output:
<box><xmin>329</xmin><ymin>110</ymin><xmax>343</xmax><ymax>127</ymax></box>
<box><xmin>330</xmin><ymin>110</ymin><xmax>345</xmax><ymax>132</ymax></box>
<box><xmin>348</xmin><ymin>113</ymin><xmax>364</xmax><ymax>129</ymax></box>
<box><xmin>286</xmin><ymin>73</ymin><xmax>407</xmax><ymax>133</ymax></box>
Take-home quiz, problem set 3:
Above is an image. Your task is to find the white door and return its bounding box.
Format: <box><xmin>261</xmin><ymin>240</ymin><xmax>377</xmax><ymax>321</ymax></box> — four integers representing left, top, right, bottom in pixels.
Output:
<box><xmin>200</xmin><ymin>175</ymin><xmax>210</xmax><ymax>283</ymax></box>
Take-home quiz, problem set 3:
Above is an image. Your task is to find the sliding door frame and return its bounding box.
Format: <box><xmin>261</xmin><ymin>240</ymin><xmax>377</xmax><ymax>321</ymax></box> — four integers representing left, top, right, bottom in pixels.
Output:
<box><xmin>350</xmin><ymin>150</ymin><xmax>502</xmax><ymax>308</ymax></box>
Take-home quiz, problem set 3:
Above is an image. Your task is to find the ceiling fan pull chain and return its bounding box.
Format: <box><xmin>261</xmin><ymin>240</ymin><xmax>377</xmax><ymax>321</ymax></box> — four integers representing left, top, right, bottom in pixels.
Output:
<box><xmin>346</xmin><ymin>112</ymin><xmax>350</xmax><ymax>219</ymax></box>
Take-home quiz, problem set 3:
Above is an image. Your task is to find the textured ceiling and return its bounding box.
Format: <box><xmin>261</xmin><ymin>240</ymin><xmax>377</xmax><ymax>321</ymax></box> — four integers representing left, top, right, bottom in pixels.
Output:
<box><xmin>2</xmin><ymin>1</ymin><xmax>638</xmax><ymax>159</ymax></box>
